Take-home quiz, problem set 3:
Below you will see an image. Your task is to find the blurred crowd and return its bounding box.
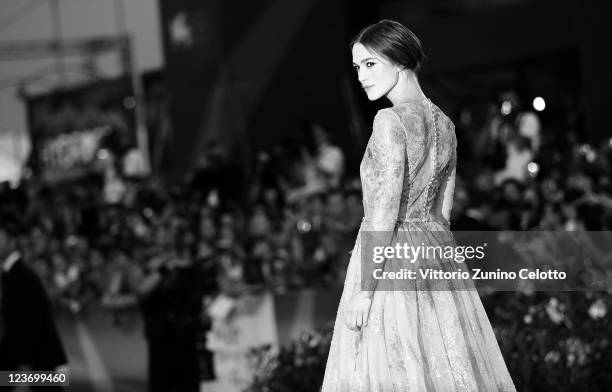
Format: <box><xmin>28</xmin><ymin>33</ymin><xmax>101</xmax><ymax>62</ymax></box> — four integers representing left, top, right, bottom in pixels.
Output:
<box><xmin>0</xmin><ymin>122</ymin><xmax>360</xmax><ymax>316</ymax></box>
<box><xmin>450</xmin><ymin>91</ymin><xmax>612</xmax><ymax>233</ymax></box>
<box><xmin>1</xmin><ymin>91</ymin><xmax>612</xmax><ymax>316</ymax></box>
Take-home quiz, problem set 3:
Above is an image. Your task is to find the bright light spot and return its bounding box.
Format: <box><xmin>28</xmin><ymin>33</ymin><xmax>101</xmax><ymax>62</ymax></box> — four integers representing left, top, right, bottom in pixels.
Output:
<box><xmin>501</xmin><ymin>101</ymin><xmax>512</xmax><ymax>115</ymax></box>
<box><xmin>527</xmin><ymin>162</ymin><xmax>539</xmax><ymax>177</ymax></box>
<box><xmin>97</xmin><ymin>149</ymin><xmax>109</xmax><ymax>160</ymax></box>
<box><xmin>297</xmin><ymin>220</ymin><xmax>312</xmax><ymax>232</ymax></box>
<box><xmin>532</xmin><ymin>97</ymin><xmax>546</xmax><ymax>111</ymax></box>
<box><xmin>608</xmin><ymin>137</ymin><xmax>612</xmax><ymax>147</ymax></box>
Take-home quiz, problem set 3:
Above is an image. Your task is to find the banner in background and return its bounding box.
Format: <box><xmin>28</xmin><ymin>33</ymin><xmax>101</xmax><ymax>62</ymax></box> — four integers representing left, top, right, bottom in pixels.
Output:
<box><xmin>25</xmin><ymin>78</ymin><xmax>136</xmax><ymax>182</ymax></box>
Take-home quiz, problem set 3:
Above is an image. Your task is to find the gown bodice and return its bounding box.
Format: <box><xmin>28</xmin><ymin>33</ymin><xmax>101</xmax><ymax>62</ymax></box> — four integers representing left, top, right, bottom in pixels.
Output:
<box><xmin>359</xmin><ymin>98</ymin><xmax>457</xmax><ymax>230</ymax></box>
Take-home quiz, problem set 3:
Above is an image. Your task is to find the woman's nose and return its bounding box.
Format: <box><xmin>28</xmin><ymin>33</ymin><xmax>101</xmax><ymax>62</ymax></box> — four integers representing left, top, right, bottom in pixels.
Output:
<box><xmin>358</xmin><ymin>72</ymin><xmax>368</xmax><ymax>85</ymax></box>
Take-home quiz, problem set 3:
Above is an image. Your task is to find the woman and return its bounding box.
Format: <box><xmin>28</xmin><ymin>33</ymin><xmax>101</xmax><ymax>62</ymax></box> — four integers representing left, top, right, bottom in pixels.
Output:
<box><xmin>321</xmin><ymin>20</ymin><xmax>516</xmax><ymax>391</ymax></box>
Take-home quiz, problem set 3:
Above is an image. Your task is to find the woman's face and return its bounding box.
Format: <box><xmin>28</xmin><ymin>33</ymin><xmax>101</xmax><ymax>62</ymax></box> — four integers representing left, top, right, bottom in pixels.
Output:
<box><xmin>352</xmin><ymin>42</ymin><xmax>399</xmax><ymax>101</ymax></box>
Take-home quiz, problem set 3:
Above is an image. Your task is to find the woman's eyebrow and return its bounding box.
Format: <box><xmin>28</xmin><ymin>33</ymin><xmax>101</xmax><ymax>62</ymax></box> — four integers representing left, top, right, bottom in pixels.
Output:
<box><xmin>352</xmin><ymin>57</ymin><xmax>377</xmax><ymax>65</ymax></box>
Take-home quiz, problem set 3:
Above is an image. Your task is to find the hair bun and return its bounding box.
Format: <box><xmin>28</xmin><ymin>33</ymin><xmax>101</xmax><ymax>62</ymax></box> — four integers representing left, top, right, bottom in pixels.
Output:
<box><xmin>351</xmin><ymin>19</ymin><xmax>425</xmax><ymax>73</ymax></box>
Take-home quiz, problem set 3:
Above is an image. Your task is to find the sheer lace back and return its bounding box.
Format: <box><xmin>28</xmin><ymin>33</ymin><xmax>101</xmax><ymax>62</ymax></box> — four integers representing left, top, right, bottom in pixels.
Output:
<box><xmin>359</xmin><ymin>98</ymin><xmax>457</xmax><ymax>230</ymax></box>
<box><xmin>422</xmin><ymin>98</ymin><xmax>441</xmax><ymax>217</ymax></box>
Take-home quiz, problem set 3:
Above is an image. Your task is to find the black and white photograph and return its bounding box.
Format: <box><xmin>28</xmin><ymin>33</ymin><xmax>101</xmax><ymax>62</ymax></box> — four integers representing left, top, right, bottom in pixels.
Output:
<box><xmin>1</xmin><ymin>0</ymin><xmax>611</xmax><ymax>391</ymax></box>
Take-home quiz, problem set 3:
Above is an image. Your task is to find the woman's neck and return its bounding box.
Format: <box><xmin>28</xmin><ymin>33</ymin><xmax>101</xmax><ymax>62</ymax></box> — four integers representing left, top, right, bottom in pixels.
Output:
<box><xmin>386</xmin><ymin>71</ymin><xmax>426</xmax><ymax>106</ymax></box>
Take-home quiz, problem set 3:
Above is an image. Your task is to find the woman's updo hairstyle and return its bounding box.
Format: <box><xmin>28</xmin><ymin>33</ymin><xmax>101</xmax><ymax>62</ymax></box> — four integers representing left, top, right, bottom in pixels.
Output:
<box><xmin>351</xmin><ymin>19</ymin><xmax>425</xmax><ymax>73</ymax></box>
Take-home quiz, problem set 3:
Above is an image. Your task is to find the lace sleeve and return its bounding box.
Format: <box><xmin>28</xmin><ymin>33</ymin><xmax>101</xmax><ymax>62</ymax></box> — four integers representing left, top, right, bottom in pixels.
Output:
<box><xmin>361</xmin><ymin>109</ymin><xmax>407</xmax><ymax>293</ymax></box>
<box><xmin>363</xmin><ymin>109</ymin><xmax>406</xmax><ymax>232</ymax></box>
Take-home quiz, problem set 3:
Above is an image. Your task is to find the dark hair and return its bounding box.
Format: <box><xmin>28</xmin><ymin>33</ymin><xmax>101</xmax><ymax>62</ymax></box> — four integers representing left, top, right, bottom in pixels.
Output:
<box><xmin>351</xmin><ymin>19</ymin><xmax>425</xmax><ymax>72</ymax></box>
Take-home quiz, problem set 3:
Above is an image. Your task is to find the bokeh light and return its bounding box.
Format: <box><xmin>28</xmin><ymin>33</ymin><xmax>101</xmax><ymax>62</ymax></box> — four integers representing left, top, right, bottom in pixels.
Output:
<box><xmin>532</xmin><ymin>97</ymin><xmax>546</xmax><ymax>111</ymax></box>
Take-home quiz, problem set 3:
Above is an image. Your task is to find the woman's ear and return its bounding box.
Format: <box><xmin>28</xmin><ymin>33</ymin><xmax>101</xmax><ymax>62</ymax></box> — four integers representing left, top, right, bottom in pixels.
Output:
<box><xmin>397</xmin><ymin>67</ymin><xmax>410</xmax><ymax>79</ymax></box>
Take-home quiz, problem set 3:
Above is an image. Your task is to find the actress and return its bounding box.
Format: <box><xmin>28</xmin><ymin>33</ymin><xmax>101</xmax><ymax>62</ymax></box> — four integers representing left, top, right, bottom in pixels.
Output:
<box><xmin>321</xmin><ymin>20</ymin><xmax>516</xmax><ymax>391</ymax></box>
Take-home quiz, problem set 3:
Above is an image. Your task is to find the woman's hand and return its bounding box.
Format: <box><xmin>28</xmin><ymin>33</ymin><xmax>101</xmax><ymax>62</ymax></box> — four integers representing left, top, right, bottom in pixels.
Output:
<box><xmin>344</xmin><ymin>291</ymin><xmax>373</xmax><ymax>331</ymax></box>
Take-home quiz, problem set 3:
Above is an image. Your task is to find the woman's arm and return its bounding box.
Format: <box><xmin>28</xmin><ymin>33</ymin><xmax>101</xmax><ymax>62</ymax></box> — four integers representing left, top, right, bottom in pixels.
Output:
<box><xmin>360</xmin><ymin>109</ymin><xmax>407</xmax><ymax>293</ymax></box>
<box><xmin>345</xmin><ymin>109</ymin><xmax>407</xmax><ymax>331</ymax></box>
<box><xmin>362</xmin><ymin>110</ymin><xmax>406</xmax><ymax>232</ymax></box>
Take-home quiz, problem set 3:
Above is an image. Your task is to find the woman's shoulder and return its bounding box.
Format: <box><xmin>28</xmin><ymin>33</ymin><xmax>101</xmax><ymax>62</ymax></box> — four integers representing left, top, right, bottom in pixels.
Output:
<box><xmin>370</xmin><ymin>109</ymin><xmax>406</xmax><ymax>145</ymax></box>
<box><xmin>373</xmin><ymin>107</ymin><xmax>402</xmax><ymax>128</ymax></box>
<box><xmin>375</xmin><ymin>104</ymin><xmax>425</xmax><ymax>138</ymax></box>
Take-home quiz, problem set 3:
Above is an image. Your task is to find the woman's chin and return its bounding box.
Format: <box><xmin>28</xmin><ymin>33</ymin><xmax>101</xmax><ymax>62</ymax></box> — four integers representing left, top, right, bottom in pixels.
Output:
<box><xmin>365</xmin><ymin>91</ymin><xmax>379</xmax><ymax>101</ymax></box>
<box><xmin>365</xmin><ymin>90</ymin><xmax>383</xmax><ymax>101</ymax></box>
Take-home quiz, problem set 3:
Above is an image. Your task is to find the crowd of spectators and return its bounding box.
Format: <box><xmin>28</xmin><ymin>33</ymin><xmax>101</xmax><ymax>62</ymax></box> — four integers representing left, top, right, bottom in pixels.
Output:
<box><xmin>1</xmin><ymin>92</ymin><xmax>612</xmax><ymax>317</ymax></box>
<box><xmin>450</xmin><ymin>92</ymin><xmax>612</xmax><ymax>233</ymax></box>
<box><xmin>0</xmin><ymin>124</ymin><xmax>360</xmax><ymax>316</ymax></box>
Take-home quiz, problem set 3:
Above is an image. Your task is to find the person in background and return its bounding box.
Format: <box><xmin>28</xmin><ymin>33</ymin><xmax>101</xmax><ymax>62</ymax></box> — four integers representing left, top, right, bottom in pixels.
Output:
<box><xmin>494</xmin><ymin>135</ymin><xmax>534</xmax><ymax>186</ymax></box>
<box><xmin>287</xmin><ymin>124</ymin><xmax>346</xmax><ymax>202</ymax></box>
<box><xmin>0</xmin><ymin>219</ymin><xmax>68</xmax><ymax>391</ymax></box>
<box><xmin>311</xmin><ymin>124</ymin><xmax>345</xmax><ymax>189</ymax></box>
<box><xmin>516</xmin><ymin>110</ymin><xmax>542</xmax><ymax>154</ymax></box>
<box><xmin>137</xmin><ymin>244</ymin><xmax>209</xmax><ymax>392</ymax></box>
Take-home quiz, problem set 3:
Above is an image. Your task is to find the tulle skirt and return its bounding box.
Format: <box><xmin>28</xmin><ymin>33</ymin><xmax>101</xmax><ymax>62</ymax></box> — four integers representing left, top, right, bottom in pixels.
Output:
<box><xmin>321</xmin><ymin>221</ymin><xmax>517</xmax><ymax>392</ymax></box>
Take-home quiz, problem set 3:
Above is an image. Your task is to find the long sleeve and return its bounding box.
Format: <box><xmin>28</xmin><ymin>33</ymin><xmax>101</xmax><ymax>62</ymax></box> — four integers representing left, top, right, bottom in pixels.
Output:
<box><xmin>362</xmin><ymin>110</ymin><xmax>406</xmax><ymax>231</ymax></box>
<box><xmin>361</xmin><ymin>109</ymin><xmax>407</xmax><ymax>292</ymax></box>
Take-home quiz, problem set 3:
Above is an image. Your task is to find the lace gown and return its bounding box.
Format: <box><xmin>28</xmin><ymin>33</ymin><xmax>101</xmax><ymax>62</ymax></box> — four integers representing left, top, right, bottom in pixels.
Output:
<box><xmin>321</xmin><ymin>98</ymin><xmax>516</xmax><ymax>391</ymax></box>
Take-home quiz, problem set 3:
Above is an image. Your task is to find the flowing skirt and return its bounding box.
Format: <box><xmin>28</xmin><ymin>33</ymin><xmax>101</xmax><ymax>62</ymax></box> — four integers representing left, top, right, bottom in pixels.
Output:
<box><xmin>321</xmin><ymin>222</ymin><xmax>516</xmax><ymax>392</ymax></box>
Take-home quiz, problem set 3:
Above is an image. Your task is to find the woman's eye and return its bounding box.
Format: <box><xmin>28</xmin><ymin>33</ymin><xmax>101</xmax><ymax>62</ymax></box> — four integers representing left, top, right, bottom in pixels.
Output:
<box><xmin>353</xmin><ymin>66</ymin><xmax>359</xmax><ymax>72</ymax></box>
<box><xmin>366</xmin><ymin>62</ymin><xmax>375</xmax><ymax>67</ymax></box>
